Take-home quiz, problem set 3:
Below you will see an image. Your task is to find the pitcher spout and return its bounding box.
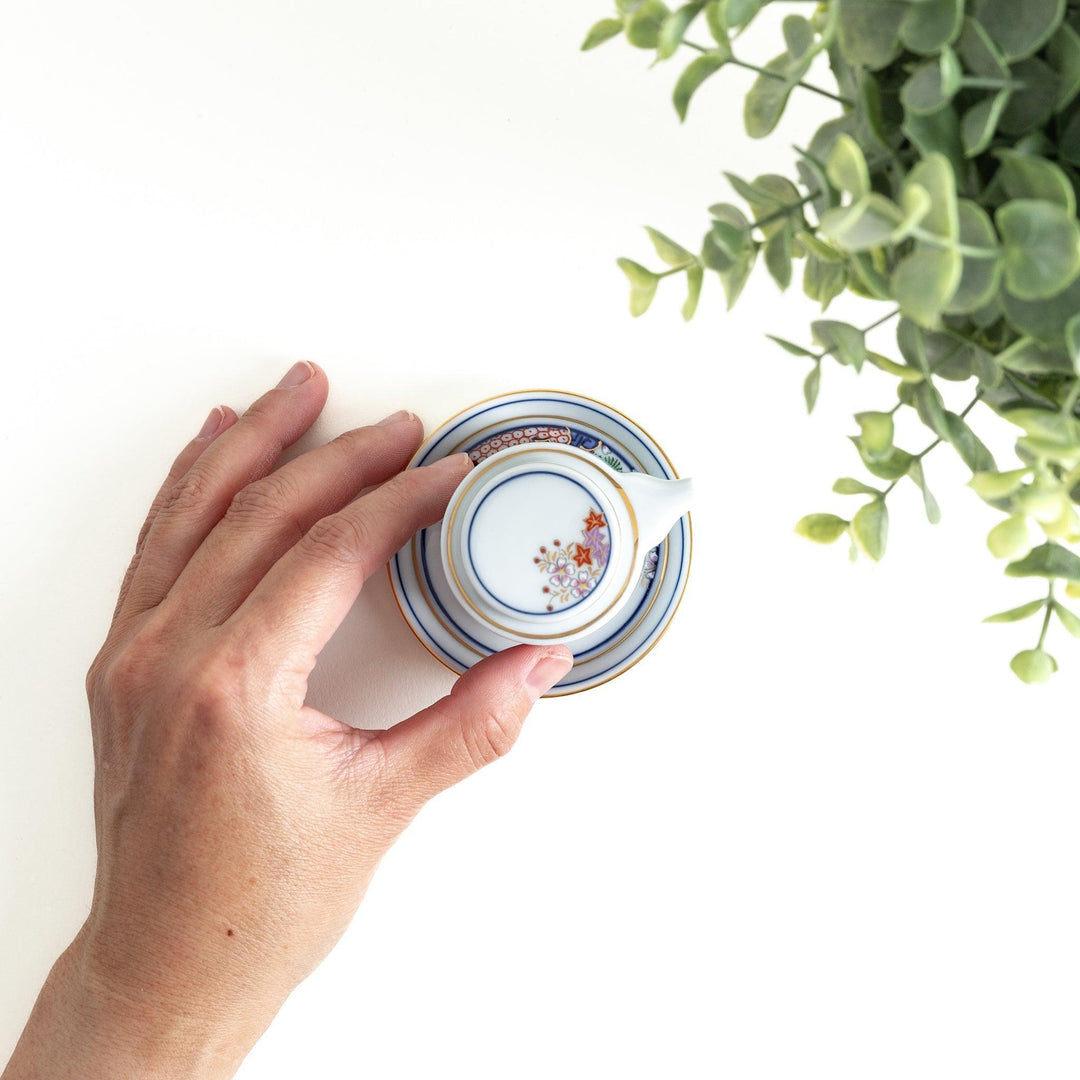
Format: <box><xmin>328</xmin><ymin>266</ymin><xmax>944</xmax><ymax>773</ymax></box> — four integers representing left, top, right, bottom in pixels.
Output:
<box><xmin>618</xmin><ymin>472</ymin><xmax>694</xmax><ymax>552</ymax></box>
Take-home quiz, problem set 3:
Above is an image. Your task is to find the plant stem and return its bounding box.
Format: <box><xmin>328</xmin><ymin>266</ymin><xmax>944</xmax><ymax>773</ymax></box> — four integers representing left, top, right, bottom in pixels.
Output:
<box><xmin>882</xmin><ymin>389</ymin><xmax>983</xmax><ymax>497</ymax></box>
<box><xmin>962</xmin><ymin>77</ymin><xmax>1028</xmax><ymax>91</ymax></box>
<box><xmin>806</xmin><ymin>307</ymin><xmax>901</xmax><ymax>364</ymax></box>
<box><xmin>1062</xmin><ymin>377</ymin><xmax>1080</xmax><ymax>418</ymax></box>
<box><xmin>682</xmin><ymin>42</ymin><xmax>853</xmax><ymax>106</ymax></box>
<box><xmin>727</xmin><ymin>57</ymin><xmax>854</xmax><ymax>106</ymax></box>
<box><xmin>1038</xmin><ymin>582</ymin><xmax>1056</xmax><ymax>649</ymax></box>
<box><xmin>750</xmin><ymin>192</ymin><xmax>820</xmax><ymax>231</ymax></box>
<box><xmin>908</xmin><ymin>225</ymin><xmax>1000</xmax><ymax>260</ymax></box>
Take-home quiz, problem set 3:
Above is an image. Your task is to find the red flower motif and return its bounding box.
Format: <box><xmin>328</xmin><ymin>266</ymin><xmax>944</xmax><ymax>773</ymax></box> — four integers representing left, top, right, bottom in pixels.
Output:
<box><xmin>584</xmin><ymin>509</ymin><xmax>607</xmax><ymax>532</ymax></box>
<box><xmin>571</xmin><ymin>544</ymin><xmax>593</xmax><ymax>568</ymax></box>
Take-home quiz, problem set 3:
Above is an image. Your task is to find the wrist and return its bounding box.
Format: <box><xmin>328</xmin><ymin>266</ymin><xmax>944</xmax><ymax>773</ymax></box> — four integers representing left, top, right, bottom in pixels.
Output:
<box><xmin>3</xmin><ymin>927</ymin><xmax>262</xmax><ymax>1080</ymax></box>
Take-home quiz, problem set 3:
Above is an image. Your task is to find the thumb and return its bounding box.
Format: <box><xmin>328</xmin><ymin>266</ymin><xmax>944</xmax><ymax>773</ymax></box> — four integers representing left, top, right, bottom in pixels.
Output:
<box><xmin>369</xmin><ymin>644</ymin><xmax>574</xmax><ymax>809</ymax></box>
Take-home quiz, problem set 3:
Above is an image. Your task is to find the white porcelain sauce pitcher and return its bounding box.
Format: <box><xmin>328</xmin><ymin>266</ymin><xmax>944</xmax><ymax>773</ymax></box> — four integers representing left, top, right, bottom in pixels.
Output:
<box><xmin>440</xmin><ymin>443</ymin><xmax>693</xmax><ymax>646</ymax></box>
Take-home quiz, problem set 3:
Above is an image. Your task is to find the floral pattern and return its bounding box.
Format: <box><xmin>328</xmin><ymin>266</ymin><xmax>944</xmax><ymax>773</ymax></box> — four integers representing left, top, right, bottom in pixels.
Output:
<box><xmin>466</xmin><ymin>425</ymin><xmax>662</xmax><ymax>600</ymax></box>
<box><xmin>468</xmin><ymin>426</ymin><xmax>571</xmax><ymax>465</ymax></box>
<box><xmin>640</xmin><ymin>547</ymin><xmax>659</xmax><ymax>587</ymax></box>
<box><xmin>534</xmin><ymin>508</ymin><xmax>611</xmax><ymax>611</ymax></box>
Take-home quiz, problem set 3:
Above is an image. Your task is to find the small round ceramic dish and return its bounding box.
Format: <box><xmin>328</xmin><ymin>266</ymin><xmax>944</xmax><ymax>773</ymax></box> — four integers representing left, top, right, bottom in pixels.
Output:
<box><xmin>388</xmin><ymin>390</ymin><xmax>693</xmax><ymax>696</ymax></box>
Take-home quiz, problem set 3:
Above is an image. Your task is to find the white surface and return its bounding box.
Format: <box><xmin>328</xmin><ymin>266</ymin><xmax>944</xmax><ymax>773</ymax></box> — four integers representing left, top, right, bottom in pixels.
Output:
<box><xmin>2</xmin><ymin>3</ymin><xmax>1079</xmax><ymax>1078</ymax></box>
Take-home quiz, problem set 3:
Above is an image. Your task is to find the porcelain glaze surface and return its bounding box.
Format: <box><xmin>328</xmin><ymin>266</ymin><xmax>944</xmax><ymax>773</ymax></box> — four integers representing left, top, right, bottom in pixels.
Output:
<box><xmin>388</xmin><ymin>391</ymin><xmax>692</xmax><ymax>695</ymax></box>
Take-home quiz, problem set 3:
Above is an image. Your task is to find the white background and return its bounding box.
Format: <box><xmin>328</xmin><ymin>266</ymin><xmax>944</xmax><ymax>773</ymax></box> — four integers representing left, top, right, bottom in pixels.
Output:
<box><xmin>2</xmin><ymin>3</ymin><xmax>1079</xmax><ymax>1077</ymax></box>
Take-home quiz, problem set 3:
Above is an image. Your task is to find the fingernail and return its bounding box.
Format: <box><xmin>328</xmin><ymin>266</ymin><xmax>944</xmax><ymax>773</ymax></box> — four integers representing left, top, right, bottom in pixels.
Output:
<box><xmin>376</xmin><ymin>410</ymin><xmax>417</xmax><ymax>427</ymax></box>
<box><xmin>276</xmin><ymin>361</ymin><xmax>316</xmax><ymax>389</ymax></box>
<box><xmin>525</xmin><ymin>650</ymin><xmax>574</xmax><ymax>701</ymax></box>
<box><xmin>429</xmin><ymin>452</ymin><xmax>473</xmax><ymax>472</ymax></box>
<box><xmin>195</xmin><ymin>406</ymin><xmax>226</xmax><ymax>441</ymax></box>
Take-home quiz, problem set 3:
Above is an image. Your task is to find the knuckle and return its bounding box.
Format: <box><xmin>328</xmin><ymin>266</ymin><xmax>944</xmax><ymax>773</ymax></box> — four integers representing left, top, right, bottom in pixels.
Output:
<box><xmin>462</xmin><ymin>709</ymin><xmax>518</xmax><ymax>772</ymax></box>
<box><xmin>228</xmin><ymin>473</ymin><xmax>300</xmax><ymax>528</ymax></box>
<box><xmin>160</xmin><ymin>467</ymin><xmax>215</xmax><ymax>520</ymax></box>
<box><xmin>329</xmin><ymin>427</ymin><xmax>371</xmax><ymax>455</ymax></box>
<box><xmin>183</xmin><ymin>664</ymin><xmax>238</xmax><ymax>730</ymax></box>
<box><xmin>303</xmin><ymin>513</ymin><xmax>374</xmax><ymax>574</ymax></box>
<box><xmin>98</xmin><ymin>643</ymin><xmax>148</xmax><ymax>704</ymax></box>
<box><xmin>376</xmin><ymin>473</ymin><xmax>417</xmax><ymax>516</ymax></box>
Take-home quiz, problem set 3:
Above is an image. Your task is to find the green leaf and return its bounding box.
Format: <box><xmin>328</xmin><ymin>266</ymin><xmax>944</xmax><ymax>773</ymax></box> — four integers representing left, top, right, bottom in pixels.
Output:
<box><xmin>1054</xmin><ymin>601</ymin><xmax>1080</xmax><ymax>637</ymax></box>
<box><xmin>970</xmin><ymin>468</ymin><xmax>1031</xmax><ymax>500</ymax></box>
<box><xmin>988</xmin><ymin>514</ymin><xmax>1033</xmax><ymax>559</ymax></box>
<box><xmin>723</xmin><ymin>0</ymin><xmax>764</xmax><ymax>29</ymax></box>
<box><xmin>945</xmin><ymin>200</ymin><xmax>1003</xmax><ymax>315</ymax></box>
<box><xmin>645</xmin><ymin>226</ymin><xmax>694</xmax><ymax>267</ymax></box>
<box><xmin>855</xmin><ymin>411</ymin><xmax>895</xmax><ymax>461</ymax></box>
<box><xmin>782</xmin><ymin>14</ymin><xmax>814</xmax><ymax>58</ymax></box>
<box><xmin>581</xmin><ymin>17</ymin><xmax>624</xmax><ymax>51</ymax></box>
<box><xmin>798</xmin><ymin>231</ymin><xmax>843</xmax><ymax>263</ymax></box>
<box><xmin>702</xmin><ymin>203</ymin><xmax>757</xmax><ymax>308</ymax></box>
<box><xmin>657</xmin><ymin>2</ymin><xmax>704</xmax><ymax>60</ymax></box>
<box><xmin>826</xmin><ymin>135</ymin><xmax>871</xmax><ymax>199</ymax></box>
<box><xmin>902</xmin><ymin>105</ymin><xmax>965</xmax><ymax>179</ymax></box>
<box><xmin>998</xmin><ymin>337</ymin><xmax>1076</xmax><ymax>376</ymax></box>
<box><xmin>962</xmin><ymin>90</ymin><xmax>1012</xmax><ymax>158</ymax></box>
<box><xmin>764</xmin><ymin>227</ymin><xmax>794</xmax><ymax>290</ymax></box>
<box><xmin>995</xmin><ymin>151</ymin><xmax>1077</xmax><ymax>217</ymax></box>
<box><xmin>837</xmin><ymin>0</ymin><xmax>905</xmax><ymax>70</ymax></box>
<box><xmin>1066</xmin><ymin>312</ymin><xmax>1080</xmax><ymax>372</ymax></box>
<box><xmin>1002</xmin><ymin>275</ymin><xmax>1080</xmax><ymax>342</ymax></box>
<box><xmin>744</xmin><ymin>52</ymin><xmax>806</xmax><ymax>139</ymax></box>
<box><xmin>958</xmin><ymin>16</ymin><xmax>1010</xmax><ymax>78</ymax></box>
<box><xmin>999</xmin><ymin>59</ymin><xmax>1063</xmax><ymax>136</ymax></box>
<box><xmin>803</xmin><ymin>364</ymin><xmax>821</xmax><ymax>413</ymax></box>
<box><xmin>914</xmin><ymin>381</ymin><xmax>952</xmax><ymax>440</ymax></box>
<box><xmin>673</xmin><ymin>52</ymin><xmax>726</xmax><ymax>120</ymax></box>
<box><xmin>866</xmin><ymin>350</ymin><xmax>926</xmax><ymax>382</ymax></box>
<box><xmin>803</xmin><ymin>255</ymin><xmax>849</xmax><ymax>310</ymax></box>
<box><xmin>718</xmin><ymin>246</ymin><xmax>756</xmax><ymax>308</ymax></box>
<box><xmin>729</xmin><ymin>174</ymin><xmax>806</xmax><ymax>237</ymax></box>
<box><xmin>682</xmin><ymin>264</ymin><xmax>703</xmax><ymax>321</ymax></box>
<box><xmin>703</xmin><ymin>0</ymin><xmax>730</xmax><ymax>48</ymax></box>
<box><xmin>901</xmin><ymin>48</ymin><xmax>963</xmax><ymax>115</ymax></box>
<box><xmin>834</xmin><ymin>477</ymin><xmax>883</xmax><ymax>497</ymax></box>
<box><xmin>1048</xmin><ymin>22</ymin><xmax>1080</xmax><ymax>110</ymax></box>
<box><xmin>997</xmin><ymin>199</ymin><xmax>1080</xmax><ymax>302</ymax></box>
<box><xmin>973</xmin><ymin>0</ymin><xmax>1065</xmax><ymax>61</ymax></box>
<box><xmin>1004</xmin><ymin>408</ymin><xmax>1080</xmax><ymax>443</ymax></box>
<box><xmin>901</xmin><ymin>0</ymin><xmax>964</xmax><ymax>55</ymax></box>
<box><xmin>1005</xmin><ymin>541</ymin><xmax>1080</xmax><ymax>582</ymax></box>
<box><xmin>767</xmin><ymin>335</ymin><xmax>815</xmax><ymax>358</ymax></box>
<box><xmin>795</xmin><ymin>512</ymin><xmax>849</xmax><ymax>544</ymax></box>
<box><xmin>709</xmin><ymin>219</ymin><xmax>746</xmax><ymax>261</ymax></box>
<box><xmin>852</xmin><ymin>442</ymin><xmax>915</xmax><ymax>481</ymax></box>
<box><xmin>983</xmin><ymin>598</ymin><xmax>1047</xmax><ymax>623</ymax></box>
<box><xmin>1010</xmin><ymin>648</ymin><xmax>1058</xmax><ymax>684</ymax></box>
<box><xmin>906</xmin><ymin>154</ymin><xmax>959</xmax><ymax>240</ymax></box>
<box><xmin>851</xmin><ymin>499</ymin><xmax>889</xmax><ymax>561</ymax></box>
<box><xmin>616</xmin><ymin>258</ymin><xmax>660</xmax><ymax>317</ymax></box>
<box><xmin>908</xmin><ymin>459</ymin><xmax>942</xmax><ymax>524</ymax></box>
<box><xmin>702</xmin><ymin>204</ymin><xmax>750</xmax><ymax>271</ymax></box>
<box><xmin>892</xmin><ymin>246</ymin><xmax>963</xmax><ymax>328</ymax></box>
<box><xmin>946</xmin><ymin>411</ymin><xmax>997</xmax><ymax>473</ymax></box>
<box><xmin>625</xmin><ymin>0</ymin><xmax>671</xmax><ymax>48</ymax></box>
<box><xmin>812</xmin><ymin>320</ymin><xmax>865</xmax><ymax>370</ymax></box>
<box><xmin>819</xmin><ymin>194</ymin><xmax>912</xmax><ymax>252</ymax></box>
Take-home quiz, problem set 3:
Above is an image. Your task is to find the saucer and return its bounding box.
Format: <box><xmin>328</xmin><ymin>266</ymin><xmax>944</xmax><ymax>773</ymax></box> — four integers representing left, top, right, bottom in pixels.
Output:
<box><xmin>388</xmin><ymin>390</ymin><xmax>692</xmax><ymax>696</ymax></box>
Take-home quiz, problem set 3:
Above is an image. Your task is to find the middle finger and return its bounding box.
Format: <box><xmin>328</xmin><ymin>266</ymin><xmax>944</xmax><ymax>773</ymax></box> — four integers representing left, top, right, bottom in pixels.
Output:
<box><xmin>164</xmin><ymin>411</ymin><xmax>424</xmax><ymax>625</ymax></box>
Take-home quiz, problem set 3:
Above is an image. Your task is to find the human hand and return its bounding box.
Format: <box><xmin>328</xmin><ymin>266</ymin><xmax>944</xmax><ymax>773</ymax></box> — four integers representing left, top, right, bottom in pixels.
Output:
<box><xmin>3</xmin><ymin>363</ymin><xmax>573</xmax><ymax>1080</ymax></box>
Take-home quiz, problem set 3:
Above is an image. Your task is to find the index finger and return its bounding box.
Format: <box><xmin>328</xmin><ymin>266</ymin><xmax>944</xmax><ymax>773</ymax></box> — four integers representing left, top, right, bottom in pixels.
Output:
<box><xmin>225</xmin><ymin>453</ymin><xmax>472</xmax><ymax>672</ymax></box>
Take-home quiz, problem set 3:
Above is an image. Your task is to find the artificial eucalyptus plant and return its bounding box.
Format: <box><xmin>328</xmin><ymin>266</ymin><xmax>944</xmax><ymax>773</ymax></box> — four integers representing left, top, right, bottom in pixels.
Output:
<box><xmin>585</xmin><ymin>0</ymin><xmax>1080</xmax><ymax>682</ymax></box>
